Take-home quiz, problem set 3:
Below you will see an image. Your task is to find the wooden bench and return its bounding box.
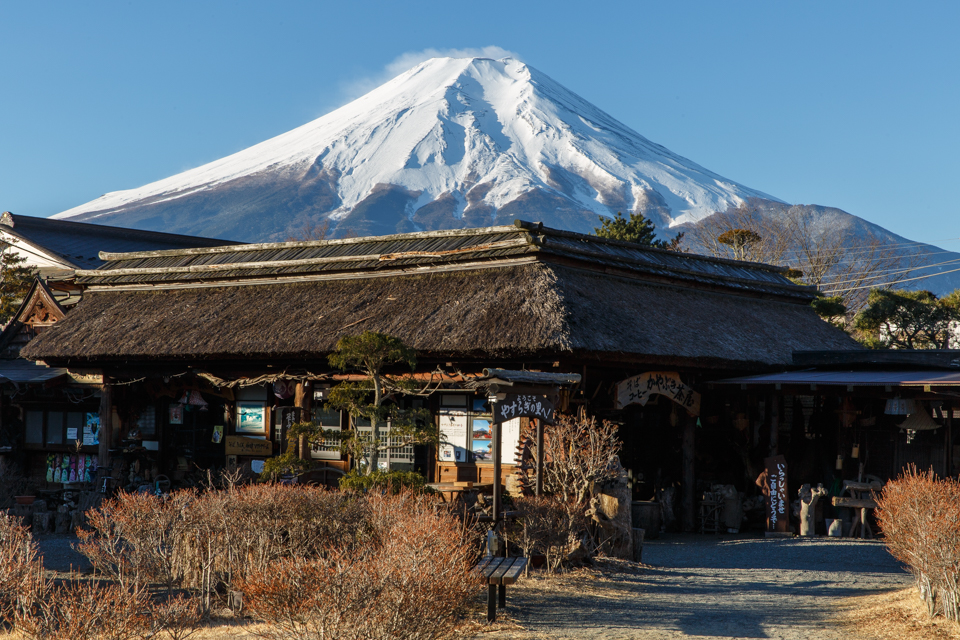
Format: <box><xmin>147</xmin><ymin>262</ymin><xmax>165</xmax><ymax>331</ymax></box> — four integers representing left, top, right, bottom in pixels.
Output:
<box><xmin>477</xmin><ymin>556</ymin><xmax>527</xmax><ymax>622</ymax></box>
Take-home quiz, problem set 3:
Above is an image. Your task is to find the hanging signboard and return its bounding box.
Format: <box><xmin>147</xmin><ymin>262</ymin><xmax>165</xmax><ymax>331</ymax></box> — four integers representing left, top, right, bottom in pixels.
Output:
<box><xmin>615</xmin><ymin>371</ymin><xmax>701</xmax><ymax>415</ymax></box>
<box><xmin>493</xmin><ymin>394</ymin><xmax>555</xmax><ymax>425</ymax></box>
<box><xmin>763</xmin><ymin>455</ymin><xmax>789</xmax><ymax>533</ymax></box>
<box><xmin>225</xmin><ymin>435</ymin><xmax>273</xmax><ymax>456</ymax></box>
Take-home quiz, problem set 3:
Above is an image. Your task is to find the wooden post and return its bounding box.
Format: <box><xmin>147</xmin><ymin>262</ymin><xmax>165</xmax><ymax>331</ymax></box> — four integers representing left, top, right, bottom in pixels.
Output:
<box><xmin>945</xmin><ymin>405</ymin><xmax>953</xmax><ymax>476</ymax></box>
<box><xmin>98</xmin><ymin>378</ymin><xmax>113</xmax><ymax>468</ymax></box>
<box><xmin>535</xmin><ymin>418</ymin><xmax>544</xmax><ymax>496</ymax></box>
<box><xmin>769</xmin><ymin>395</ymin><xmax>779</xmax><ymax>457</ymax></box>
<box><xmin>492</xmin><ymin>402</ymin><xmax>502</xmax><ymax>527</ymax></box>
<box><xmin>945</xmin><ymin>403</ymin><xmax>951</xmax><ymax>478</ymax></box>
<box><xmin>295</xmin><ymin>381</ymin><xmax>312</xmax><ymax>460</ymax></box>
<box><xmin>681</xmin><ymin>411</ymin><xmax>695</xmax><ymax>533</ymax></box>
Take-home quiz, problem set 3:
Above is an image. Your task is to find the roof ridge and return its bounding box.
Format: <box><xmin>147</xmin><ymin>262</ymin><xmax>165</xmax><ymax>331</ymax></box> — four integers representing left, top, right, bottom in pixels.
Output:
<box><xmin>98</xmin><ymin>224</ymin><xmax>522</xmax><ymax>261</ymax></box>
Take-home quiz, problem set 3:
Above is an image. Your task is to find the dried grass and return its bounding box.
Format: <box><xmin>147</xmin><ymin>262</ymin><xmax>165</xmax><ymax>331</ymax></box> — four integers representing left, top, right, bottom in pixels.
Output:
<box><xmin>837</xmin><ymin>588</ymin><xmax>960</xmax><ymax>640</ymax></box>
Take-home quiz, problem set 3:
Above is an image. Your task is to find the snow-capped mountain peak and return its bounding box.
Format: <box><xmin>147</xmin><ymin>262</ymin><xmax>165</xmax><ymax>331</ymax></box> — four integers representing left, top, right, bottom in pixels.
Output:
<box><xmin>53</xmin><ymin>56</ymin><xmax>781</xmax><ymax>240</ymax></box>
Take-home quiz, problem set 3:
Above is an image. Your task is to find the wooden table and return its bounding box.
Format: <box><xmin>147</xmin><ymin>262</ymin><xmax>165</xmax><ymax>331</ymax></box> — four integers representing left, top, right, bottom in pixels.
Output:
<box><xmin>477</xmin><ymin>556</ymin><xmax>527</xmax><ymax>622</ymax></box>
<box><xmin>831</xmin><ymin>480</ymin><xmax>881</xmax><ymax>538</ymax></box>
<box><xmin>426</xmin><ymin>482</ymin><xmax>493</xmax><ymax>503</ymax></box>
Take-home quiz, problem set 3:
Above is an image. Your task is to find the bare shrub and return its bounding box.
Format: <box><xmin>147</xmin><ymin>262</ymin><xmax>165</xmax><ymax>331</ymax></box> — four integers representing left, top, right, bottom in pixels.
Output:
<box><xmin>77</xmin><ymin>491</ymin><xmax>193</xmax><ymax>592</ymax></box>
<box><xmin>0</xmin><ymin>514</ymin><xmax>47</xmax><ymax>627</ymax></box>
<box><xmin>77</xmin><ymin>484</ymin><xmax>371</xmax><ymax>607</ymax></box>
<box><xmin>876</xmin><ymin>466</ymin><xmax>960</xmax><ymax>621</ymax></box>
<box><xmin>148</xmin><ymin>594</ymin><xmax>204</xmax><ymax>640</ymax></box>
<box><xmin>15</xmin><ymin>579</ymin><xmax>150</xmax><ymax>640</ymax></box>
<box><xmin>531</xmin><ymin>414</ymin><xmax>621</xmax><ymax>509</ymax></box>
<box><xmin>510</xmin><ymin>495</ymin><xmax>588</xmax><ymax>573</ymax></box>
<box><xmin>238</xmin><ymin>491</ymin><xmax>482</xmax><ymax>640</ymax></box>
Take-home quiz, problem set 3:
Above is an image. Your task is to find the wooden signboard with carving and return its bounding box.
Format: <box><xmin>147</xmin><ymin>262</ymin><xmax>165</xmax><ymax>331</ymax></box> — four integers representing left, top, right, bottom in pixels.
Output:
<box><xmin>225</xmin><ymin>435</ymin><xmax>272</xmax><ymax>456</ymax></box>
<box><xmin>615</xmin><ymin>371</ymin><xmax>701</xmax><ymax>415</ymax></box>
<box><xmin>494</xmin><ymin>394</ymin><xmax>555</xmax><ymax>425</ymax></box>
<box><xmin>764</xmin><ymin>455</ymin><xmax>789</xmax><ymax>533</ymax></box>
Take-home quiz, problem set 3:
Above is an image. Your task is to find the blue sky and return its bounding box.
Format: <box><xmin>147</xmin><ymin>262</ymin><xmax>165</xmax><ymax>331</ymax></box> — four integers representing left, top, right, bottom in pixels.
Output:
<box><xmin>1</xmin><ymin>1</ymin><xmax>958</xmax><ymax>244</ymax></box>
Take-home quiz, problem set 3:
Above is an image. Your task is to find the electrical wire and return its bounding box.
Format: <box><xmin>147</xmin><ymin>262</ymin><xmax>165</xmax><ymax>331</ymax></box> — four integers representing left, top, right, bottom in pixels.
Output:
<box><xmin>811</xmin><ymin>256</ymin><xmax>960</xmax><ymax>287</ymax></box>
<box><xmin>822</xmin><ymin>265</ymin><xmax>960</xmax><ymax>295</ymax></box>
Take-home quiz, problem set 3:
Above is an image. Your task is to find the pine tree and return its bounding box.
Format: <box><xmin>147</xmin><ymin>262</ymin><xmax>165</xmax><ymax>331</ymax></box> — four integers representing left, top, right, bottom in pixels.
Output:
<box><xmin>0</xmin><ymin>240</ymin><xmax>37</xmax><ymax>325</ymax></box>
<box><xmin>593</xmin><ymin>211</ymin><xmax>684</xmax><ymax>250</ymax></box>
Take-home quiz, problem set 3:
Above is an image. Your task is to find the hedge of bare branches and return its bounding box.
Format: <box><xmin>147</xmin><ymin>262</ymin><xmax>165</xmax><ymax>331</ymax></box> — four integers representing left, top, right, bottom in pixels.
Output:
<box><xmin>77</xmin><ymin>485</ymin><xmax>371</xmax><ymax>605</ymax></box>
<box><xmin>1</xmin><ymin>514</ymin><xmax>202</xmax><ymax>640</ymax></box>
<box><xmin>238</xmin><ymin>492</ymin><xmax>481</xmax><ymax>640</ymax></box>
<box><xmin>876</xmin><ymin>466</ymin><xmax>960</xmax><ymax>621</ymax></box>
<box><xmin>73</xmin><ymin>485</ymin><xmax>480</xmax><ymax>639</ymax></box>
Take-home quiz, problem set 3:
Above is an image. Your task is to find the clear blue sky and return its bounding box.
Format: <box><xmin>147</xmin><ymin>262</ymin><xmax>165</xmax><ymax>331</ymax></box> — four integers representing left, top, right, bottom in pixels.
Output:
<box><xmin>2</xmin><ymin>1</ymin><xmax>958</xmax><ymax>244</ymax></box>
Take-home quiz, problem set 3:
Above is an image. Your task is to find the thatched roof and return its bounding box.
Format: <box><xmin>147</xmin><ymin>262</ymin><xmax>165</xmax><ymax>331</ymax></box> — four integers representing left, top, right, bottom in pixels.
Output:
<box><xmin>23</xmin><ymin>260</ymin><xmax>860</xmax><ymax>369</ymax></box>
<box><xmin>74</xmin><ymin>220</ymin><xmax>811</xmax><ymax>300</ymax></box>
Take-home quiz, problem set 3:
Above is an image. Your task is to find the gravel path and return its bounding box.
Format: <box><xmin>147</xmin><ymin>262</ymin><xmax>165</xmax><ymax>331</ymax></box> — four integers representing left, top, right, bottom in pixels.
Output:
<box><xmin>473</xmin><ymin>534</ymin><xmax>910</xmax><ymax>640</ymax></box>
<box><xmin>34</xmin><ymin>534</ymin><xmax>91</xmax><ymax>574</ymax></box>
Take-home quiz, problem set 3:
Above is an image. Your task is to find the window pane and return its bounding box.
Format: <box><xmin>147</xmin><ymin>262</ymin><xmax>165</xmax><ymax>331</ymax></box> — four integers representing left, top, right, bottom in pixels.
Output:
<box><xmin>137</xmin><ymin>406</ymin><xmax>156</xmax><ymax>436</ymax></box>
<box><xmin>46</xmin><ymin>411</ymin><xmax>64</xmax><ymax>445</ymax></box>
<box><xmin>25</xmin><ymin>411</ymin><xmax>43</xmax><ymax>444</ymax></box>
<box><xmin>313</xmin><ymin>406</ymin><xmax>341</xmax><ymax>427</ymax></box>
<box><xmin>67</xmin><ymin>413</ymin><xmax>84</xmax><ymax>444</ymax></box>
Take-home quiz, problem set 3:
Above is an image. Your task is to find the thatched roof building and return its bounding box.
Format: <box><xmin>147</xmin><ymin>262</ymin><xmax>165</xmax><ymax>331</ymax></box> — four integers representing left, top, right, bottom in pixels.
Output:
<box><xmin>22</xmin><ymin>220</ymin><xmax>858</xmax><ymax>370</ymax></box>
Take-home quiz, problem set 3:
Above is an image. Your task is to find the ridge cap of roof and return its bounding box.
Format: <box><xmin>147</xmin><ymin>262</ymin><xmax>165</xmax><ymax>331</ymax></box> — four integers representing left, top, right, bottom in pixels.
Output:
<box><xmin>97</xmin><ymin>224</ymin><xmax>523</xmax><ymax>261</ymax></box>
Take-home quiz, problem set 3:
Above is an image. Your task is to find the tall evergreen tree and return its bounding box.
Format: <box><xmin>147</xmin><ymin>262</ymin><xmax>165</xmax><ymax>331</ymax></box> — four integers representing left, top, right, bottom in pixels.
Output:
<box><xmin>593</xmin><ymin>211</ymin><xmax>683</xmax><ymax>250</ymax></box>
<box><xmin>0</xmin><ymin>240</ymin><xmax>36</xmax><ymax>325</ymax></box>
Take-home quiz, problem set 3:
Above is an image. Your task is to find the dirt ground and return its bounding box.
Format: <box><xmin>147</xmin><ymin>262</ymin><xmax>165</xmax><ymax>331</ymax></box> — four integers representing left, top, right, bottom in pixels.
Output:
<box><xmin>464</xmin><ymin>534</ymin><xmax>934</xmax><ymax>640</ymax></box>
<box><xmin>25</xmin><ymin>533</ymin><xmax>960</xmax><ymax>640</ymax></box>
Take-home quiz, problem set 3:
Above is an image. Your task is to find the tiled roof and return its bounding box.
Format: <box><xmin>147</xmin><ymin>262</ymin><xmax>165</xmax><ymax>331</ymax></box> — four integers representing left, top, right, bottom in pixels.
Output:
<box><xmin>3</xmin><ymin>212</ymin><xmax>241</xmax><ymax>271</ymax></box>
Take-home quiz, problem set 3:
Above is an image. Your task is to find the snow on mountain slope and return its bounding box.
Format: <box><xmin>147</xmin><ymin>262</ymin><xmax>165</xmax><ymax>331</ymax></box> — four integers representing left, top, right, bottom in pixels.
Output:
<box><xmin>53</xmin><ymin>57</ymin><xmax>780</xmax><ymax>240</ymax></box>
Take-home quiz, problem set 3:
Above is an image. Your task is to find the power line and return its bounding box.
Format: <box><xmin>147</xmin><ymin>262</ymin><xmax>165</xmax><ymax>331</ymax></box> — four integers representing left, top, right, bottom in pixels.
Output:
<box><xmin>813</xmin><ymin>256</ymin><xmax>960</xmax><ymax>287</ymax></box>
<box><xmin>822</xmin><ymin>265</ymin><xmax>960</xmax><ymax>295</ymax></box>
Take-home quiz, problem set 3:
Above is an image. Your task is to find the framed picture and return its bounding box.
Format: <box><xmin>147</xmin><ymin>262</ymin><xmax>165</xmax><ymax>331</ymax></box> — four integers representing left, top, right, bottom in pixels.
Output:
<box><xmin>169</xmin><ymin>404</ymin><xmax>183</xmax><ymax>425</ymax></box>
<box><xmin>471</xmin><ymin>416</ymin><xmax>493</xmax><ymax>462</ymax></box>
<box><xmin>236</xmin><ymin>401</ymin><xmax>266</xmax><ymax>434</ymax></box>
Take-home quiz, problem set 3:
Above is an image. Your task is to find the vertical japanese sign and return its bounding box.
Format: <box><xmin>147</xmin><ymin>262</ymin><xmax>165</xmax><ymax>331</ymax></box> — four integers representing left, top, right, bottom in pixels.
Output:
<box><xmin>764</xmin><ymin>455</ymin><xmax>789</xmax><ymax>533</ymax></box>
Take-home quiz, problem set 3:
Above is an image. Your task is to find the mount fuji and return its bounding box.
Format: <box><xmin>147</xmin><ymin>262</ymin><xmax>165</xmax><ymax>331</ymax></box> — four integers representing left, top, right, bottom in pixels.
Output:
<box><xmin>53</xmin><ymin>57</ymin><xmax>782</xmax><ymax>240</ymax></box>
<box><xmin>50</xmin><ymin>56</ymin><xmax>960</xmax><ymax>296</ymax></box>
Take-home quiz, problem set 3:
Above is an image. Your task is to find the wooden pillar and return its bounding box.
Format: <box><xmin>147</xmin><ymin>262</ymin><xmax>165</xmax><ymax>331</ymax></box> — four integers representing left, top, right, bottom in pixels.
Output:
<box><xmin>295</xmin><ymin>381</ymin><xmax>312</xmax><ymax>460</ymax></box>
<box><xmin>681</xmin><ymin>411</ymin><xmax>696</xmax><ymax>533</ymax></box>
<box><xmin>492</xmin><ymin>412</ymin><xmax>502</xmax><ymax>526</ymax></box>
<box><xmin>769</xmin><ymin>395</ymin><xmax>779</xmax><ymax>457</ymax></box>
<box><xmin>535</xmin><ymin>418</ymin><xmax>544</xmax><ymax>496</ymax></box>
<box><xmin>98</xmin><ymin>378</ymin><xmax>113</xmax><ymax>468</ymax></box>
<box><xmin>946</xmin><ymin>404</ymin><xmax>952</xmax><ymax>477</ymax></box>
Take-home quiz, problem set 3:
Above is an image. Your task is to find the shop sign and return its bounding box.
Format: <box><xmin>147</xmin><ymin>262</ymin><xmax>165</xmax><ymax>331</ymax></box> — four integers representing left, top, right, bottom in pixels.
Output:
<box><xmin>764</xmin><ymin>455</ymin><xmax>789</xmax><ymax>533</ymax></box>
<box><xmin>615</xmin><ymin>371</ymin><xmax>701</xmax><ymax>415</ymax></box>
<box><xmin>225</xmin><ymin>435</ymin><xmax>273</xmax><ymax>456</ymax></box>
<box><xmin>494</xmin><ymin>394</ymin><xmax>555</xmax><ymax>425</ymax></box>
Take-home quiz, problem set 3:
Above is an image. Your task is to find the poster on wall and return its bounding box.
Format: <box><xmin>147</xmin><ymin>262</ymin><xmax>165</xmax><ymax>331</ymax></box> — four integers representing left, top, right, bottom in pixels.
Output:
<box><xmin>83</xmin><ymin>413</ymin><xmax>99</xmax><ymax>445</ymax></box>
<box><xmin>438</xmin><ymin>411</ymin><xmax>468</xmax><ymax>463</ymax></box>
<box><xmin>471</xmin><ymin>416</ymin><xmax>493</xmax><ymax>461</ymax></box>
<box><xmin>500</xmin><ymin>418</ymin><xmax>521</xmax><ymax>465</ymax></box>
<box><xmin>236</xmin><ymin>401</ymin><xmax>266</xmax><ymax>434</ymax></box>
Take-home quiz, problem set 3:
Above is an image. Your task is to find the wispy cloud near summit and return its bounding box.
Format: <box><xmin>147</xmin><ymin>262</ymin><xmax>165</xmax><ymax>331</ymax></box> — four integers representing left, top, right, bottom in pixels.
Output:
<box><xmin>337</xmin><ymin>46</ymin><xmax>521</xmax><ymax>106</ymax></box>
